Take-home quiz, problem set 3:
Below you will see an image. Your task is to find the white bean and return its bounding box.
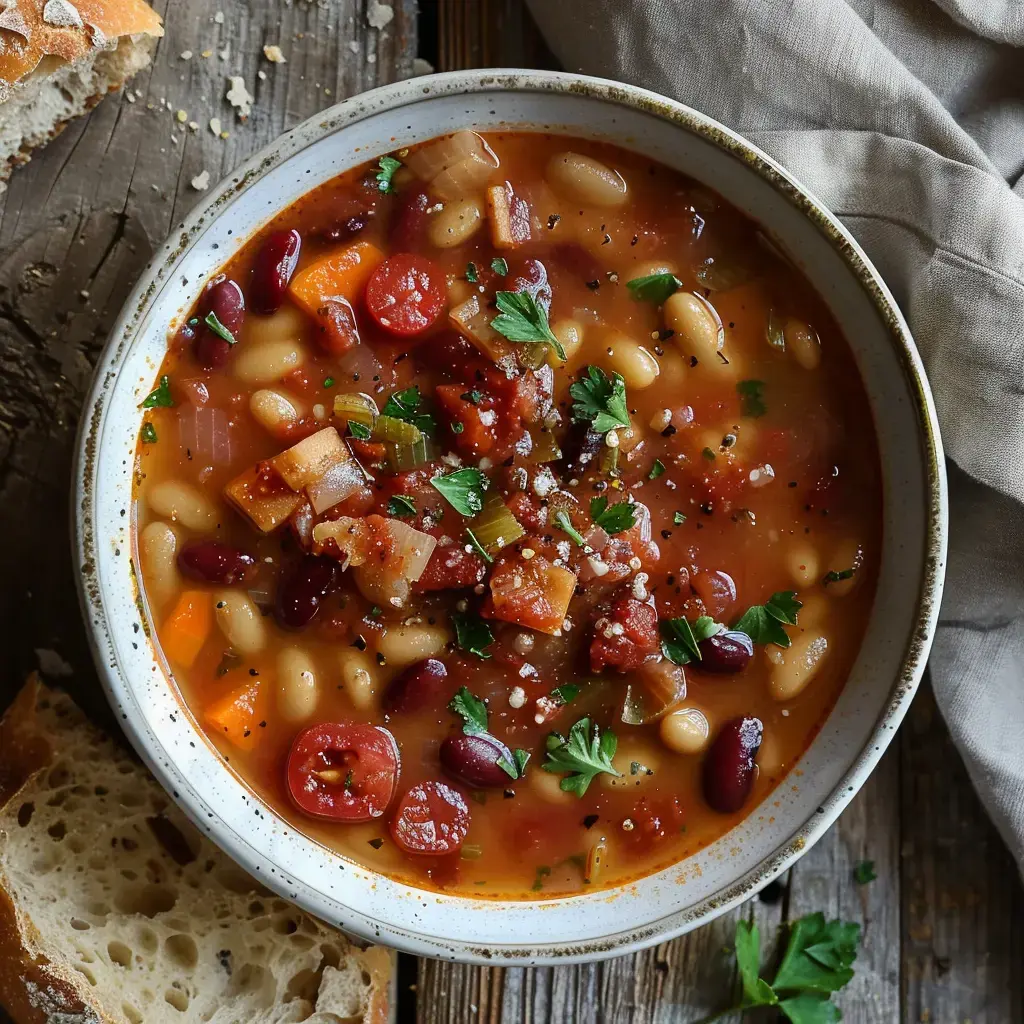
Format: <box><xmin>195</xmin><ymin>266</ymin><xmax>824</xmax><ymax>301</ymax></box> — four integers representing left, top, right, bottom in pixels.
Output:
<box><xmin>428</xmin><ymin>199</ymin><xmax>484</xmax><ymax>249</ymax></box>
<box><xmin>376</xmin><ymin>624</ymin><xmax>451</xmax><ymax>669</ymax></box>
<box><xmin>232</xmin><ymin>340</ymin><xmax>306</xmax><ymax>385</ymax></box>
<box><xmin>529</xmin><ymin>766</ymin><xmax>576</xmax><ymax>805</ymax></box>
<box><xmin>601</xmin><ymin>737</ymin><xmax>661</xmax><ymax>790</ymax></box>
<box><xmin>276</xmin><ymin>647</ymin><xmax>319</xmax><ymax>723</ymax></box>
<box><xmin>546</xmin><ymin>318</ymin><xmax>584</xmax><ymax>367</ymax></box>
<box><xmin>603</xmin><ymin>333</ymin><xmax>660</xmax><ymax>390</ymax></box>
<box><xmin>659</xmin><ymin>708</ymin><xmax>711</xmax><ymax>755</ymax></box>
<box><xmin>339</xmin><ymin>649</ymin><xmax>380</xmax><ymax>711</ymax></box>
<box><xmin>784</xmin><ymin>318</ymin><xmax>822</xmax><ymax>370</ymax></box>
<box><xmin>546</xmin><ymin>152</ymin><xmax>628</xmax><ymax>208</ymax></box>
<box><xmin>770</xmin><ymin>632</ymin><xmax>829</xmax><ymax>701</ymax></box>
<box><xmin>147</xmin><ymin>480</ymin><xmax>218</xmax><ymax>533</ymax></box>
<box><xmin>664</xmin><ymin>291</ymin><xmax>724</xmax><ymax>358</ymax></box>
<box><xmin>249</xmin><ymin>389</ymin><xmax>302</xmax><ymax>438</ymax></box>
<box><xmin>246</xmin><ymin>305</ymin><xmax>307</xmax><ymax>347</ymax></box>
<box><xmin>140</xmin><ymin>521</ymin><xmax>180</xmax><ymax>611</ymax></box>
<box><xmin>214</xmin><ymin>591</ymin><xmax>267</xmax><ymax>656</ymax></box>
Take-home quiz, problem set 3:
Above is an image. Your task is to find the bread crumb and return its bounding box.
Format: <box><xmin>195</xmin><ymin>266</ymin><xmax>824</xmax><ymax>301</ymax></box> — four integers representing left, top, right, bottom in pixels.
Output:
<box><xmin>180</xmin><ymin>49</ymin><xmax>193</xmax><ymax>60</ymax></box>
<box><xmin>42</xmin><ymin>0</ymin><xmax>83</xmax><ymax>28</ymax></box>
<box><xmin>263</xmin><ymin>44</ymin><xmax>286</xmax><ymax>63</ymax></box>
<box><xmin>366</xmin><ymin>1</ymin><xmax>394</xmax><ymax>30</ymax></box>
<box><xmin>209</xmin><ymin>116</ymin><xmax>222</xmax><ymax>135</ymax></box>
<box><xmin>191</xmin><ymin>170</ymin><xmax>210</xmax><ymax>191</ymax></box>
<box><xmin>125</xmin><ymin>92</ymin><xmax>136</xmax><ymax>103</ymax></box>
<box><xmin>214</xmin><ymin>9</ymin><xmax>225</xmax><ymax>23</ymax></box>
<box><xmin>226</xmin><ymin>76</ymin><xmax>253</xmax><ymax>119</ymax></box>
<box><xmin>175</xmin><ymin>109</ymin><xmax>187</xmax><ymax>123</ymax></box>
<box><xmin>188</xmin><ymin>121</ymin><xmax>199</xmax><ymax>132</ymax></box>
<box><xmin>219</xmin><ymin>44</ymin><xmax>231</xmax><ymax>60</ymax></box>
<box><xmin>367</xmin><ymin>53</ymin><xmax>377</xmax><ymax>64</ymax></box>
<box><xmin>412</xmin><ymin>57</ymin><xmax>435</xmax><ymax>77</ymax></box>
<box><xmin>201</xmin><ymin>48</ymin><xmax>213</xmax><ymax>58</ymax></box>
<box><xmin>348</xmin><ymin>40</ymin><xmax>360</xmax><ymax>54</ymax></box>
<box><xmin>257</xmin><ymin>69</ymin><xmax>267</xmax><ymax>81</ymax></box>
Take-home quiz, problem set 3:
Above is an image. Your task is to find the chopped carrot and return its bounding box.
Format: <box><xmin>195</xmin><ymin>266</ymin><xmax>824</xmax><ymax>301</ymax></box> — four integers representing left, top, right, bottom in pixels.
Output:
<box><xmin>161</xmin><ymin>590</ymin><xmax>213</xmax><ymax>667</ymax></box>
<box><xmin>289</xmin><ymin>240</ymin><xmax>385</xmax><ymax>318</ymax></box>
<box><xmin>203</xmin><ymin>681</ymin><xmax>263</xmax><ymax>749</ymax></box>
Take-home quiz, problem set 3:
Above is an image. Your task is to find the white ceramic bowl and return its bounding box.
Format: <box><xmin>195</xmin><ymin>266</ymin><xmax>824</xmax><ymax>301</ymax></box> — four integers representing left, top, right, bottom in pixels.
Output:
<box><xmin>73</xmin><ymin>70</ymin><xmax>947</xmax><ymax>964</ymax></box>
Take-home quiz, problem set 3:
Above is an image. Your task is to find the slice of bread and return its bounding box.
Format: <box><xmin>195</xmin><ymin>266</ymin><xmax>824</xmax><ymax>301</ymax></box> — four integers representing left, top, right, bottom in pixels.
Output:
<box><xmin>0</xmin><ymin>678</ymin><xmax>392</xmax><ymax>1024</ymax></box>
<box><xmin>0</xmin><ymin>0</ymin><xmax>163</xmax><ymax>184</ymax></box>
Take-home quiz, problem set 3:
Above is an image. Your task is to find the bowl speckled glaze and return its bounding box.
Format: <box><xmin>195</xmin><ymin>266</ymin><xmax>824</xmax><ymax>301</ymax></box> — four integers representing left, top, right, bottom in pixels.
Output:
<box><xmin>73</xmin><ymin>70</ymin><xmax>947</xmax><ymax>964</ymax></box>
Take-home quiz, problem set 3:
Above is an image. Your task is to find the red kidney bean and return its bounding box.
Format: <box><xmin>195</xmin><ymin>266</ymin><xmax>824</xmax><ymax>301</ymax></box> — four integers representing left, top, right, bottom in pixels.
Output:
<box><xmin>439</xmin><ymin>733</ymin><xmax>515</xmax><ymax>789</ymax></box>
<box><xmin>389</xmin><ymin>187</ymin><xmax>431</xmax><ymax>250</ymax></box>
<box><xmin>195</xmin><ymin>278</ymin><xmax>245</xmax><ymax>369</ymax></box>
<box><xmin>382</xmin><ymin>658</ymin><xmax>448</xmax><ymax>716</ymax></box>
<box><xmin>697</xmin><ymin>631</ymin><xmax>754</xmax><ymax>674</ymax></box>
<box><xmin>250</xmin><ymin>229</ymin><xmax>301</xmax><ymax>315</ymax></box>
<box><xmin>320</xmin><ymin>212</ymin><xmax>370</xmax><ymax>244</ymax></box>
<box><xmin>702</xmin><ymin>716</ymin><xmax>763</xmax><ymax>813</ymax></box>
<box><xmin>177</xmin><ymin>542</ymin><xmax>256</xmax><ymax>585</ymax></box>
<box><xmin>274</xmin><ymin>554</ymin><xmax>339</xmax><ymax>630</ymax></box>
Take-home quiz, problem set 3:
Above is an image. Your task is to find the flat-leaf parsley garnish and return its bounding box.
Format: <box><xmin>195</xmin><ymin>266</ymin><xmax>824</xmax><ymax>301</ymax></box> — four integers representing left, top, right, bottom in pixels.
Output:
<box><xmin>738</xmin><ymin>379</ymin><xmax>767</xmax><ymax>418</ymax></box>
<box><xmin>204</xmin><ymin>310</ymin><xmax>236</xmax><ymax>345</ymax></box>
<box><xmin>490</xmin><ymin>257</ymin><xmax>509</xmax><ymax>276</ymax></box>
<box><xmin>733</xmin><ymin>591</ymin><xmax>802</xmax><ymax>648</ymax></box>
<box><xmin>448</xmin><ymin>686</ymin><xmax>489</xmax><ymax>735</ymax></box>
<box><xmin>589</xmin><ymin>495</ymin><xmax>636</xmax><ymax>535</ymax></box>
<box><xmin>375</xmin><ymin>155</ymin><xmax>402</xmax><ymax>194</ymax></box>
<box><xmin>823</xmin><ymin>567</ymin><xmax>855</xmax><ymax>585</ymax></box>
<box><xmin>381</xmin><ymin>385</ymin><xmax>435</xmax><ymax>435</ymax></box>
<box><xmin>553</xmin><ymin>509</ymin><xmax>586</xmax><ymax>547</ymax></box>
<box><xmin>543</xmin><ymin>717</ymin><xmax>621</xmax><ymax>796</ymax></box>
<box><xmin>626</xmin><ymin>271</ymin><xmax>682</xmax><ymax>305</ymax></box>
<box><xmin>431</xmin><ymin>467</ymin><xmax>488</xmax><ymax>517</ymax></box>
<box><xmin>451</xmin><ymin>610</ymin><xmax>494</xmax><ymax>660</ymax></box>
<box><xmin>570</xmin><ymin>366</ymin><xmax>630</xmax><ymax>434</ymax></box>
<box><xmin>141</xmin><ymin>422</ymin><xmax>158</xmax><ymax>444</ymax></box>
<box><xmin>386</xmin><ymin>495</ymin><xmax>416</xmax><ymax>518</ymax></box>
<box><xmin>660</xmin><ymin>615</ymin><xmax>722</xmax><ymax>666</ymax></box>
<box><xmin>141</xmin><ymin>375</ymin><xmax>174</xmax><ymax>408</ymax></box>
<box><xmin>466</xmin><ymin>262</ymin><xmax>479</xmax><ymax>283</ymax></box>
<box><xmin>491</xmin><ymin>290</ymin><xmax>566</xmax><ymax>361</ymax></box>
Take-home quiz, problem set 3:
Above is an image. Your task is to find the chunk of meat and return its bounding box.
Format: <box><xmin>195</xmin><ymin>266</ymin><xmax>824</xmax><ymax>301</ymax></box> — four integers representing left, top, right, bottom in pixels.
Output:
<box><xmin>590</xmin><ymin>592</ymin><xmax>660</xmax><ymax>673</ymax></box>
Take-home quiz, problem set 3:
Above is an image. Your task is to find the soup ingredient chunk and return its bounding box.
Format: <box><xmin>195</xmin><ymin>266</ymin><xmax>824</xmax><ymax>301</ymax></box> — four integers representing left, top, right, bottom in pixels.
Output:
<box><xmin>365</xmin><ymin>253</ymin><xmax>447</xmax><ymax>336</ymax></box>
<box><xmin>702</xmin><ymin>716</ymin><xmax>763</xmax><ymax>813</ymax></box>
<box><xmin>391</xmin><ymin>781</ymin><xmax>470</xmax><ymax>855</ymax></box>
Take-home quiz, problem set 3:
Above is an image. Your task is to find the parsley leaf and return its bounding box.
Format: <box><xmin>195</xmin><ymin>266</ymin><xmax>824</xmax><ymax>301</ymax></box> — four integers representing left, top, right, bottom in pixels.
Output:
<box><xmin>466</xmin><ymin>262</ymin><xmax>479</xmax><ymax>283</ymax></box>
<box><xmin>491</xmin><ymin>257</ymin><xmax>509</xmax><ymax>276</ymax></box>
<box><xmin>451</xmin><ymin>610</ymin><xmax>494</xmax><ymax>660</ymax></box>
<box><xmin>823</xmin><ymin>568</ymin><xmax>855</xmax><ymax>585</ymax></box>
<box><xmin>853</xmin><ymin>860</ymin><xmax>876</xmax><ymax>884</ymax></box>
<box><xmin>431</xmin><ymin>467</ymin><xmax>488</xmax><ymax>517</ymax></box>
<box><xmin>204</xmin><ymin>310</ymin><xmax>237</xmax><ymax>345</ymax></box>
<box><xmin>648</xmin><ymin>459</ymin><xmax>666</xmax><ymax>480</ymax></box>
<box><xmin>531</xmin><ymin>865</ymin><xmax>551</xmax><ymax>892</ymax></box>
<box><xmin>348</xmin><ymin>420</ymin><xmax>372</xmax><ymax>440</ymax></box>
<box><xmin>738</xmin><ymin>379</ymin><xmax>767</xmax><ymax>417</ymax></box>
<box><xmin>673</xmin><ymin>511</ymin><xmax>687</xmax><ymax>525</ymax></box>
<box><xmin>735</xmin><ymin>921</ymin><xmax>778</xmax><ymax>1006</ymax></box>
<box><xmin>542</xmin><ymin>717</ymin><xmax>621</xmax><ymax>796</ymax></box>
<box><xmin>550</xmin><ymin>684</ymin><xmax>580</xmax><ymax>705</ymax></box>
<box><xmin>733</xmin><ymin>591</ymin><xmax>802</xmax><ymax>648</ymax></box>
<box><xmin>589</xmin><ymin>495</ymin><xmax>636</xmax><ymax>535</ymax></box>
<box><xmin>553</xmin><ymin>509</ymin><xmax>586</xmax><ymax>547</ymax></box>
<box><xmin>141</xmin><ymin>375</ymin><xmax>174</xmax><ymax>408</ymax></box>
<box><xmin>660</xmin><ymin>615</ymin><xmax>722</xmax><ymax>665</ymax></box>
<box><xmin>375</xmin><ymin>155</ymin><xmax>402</xmax><ymax>194</ymax></box>
<box><xmin>626</xmin><ymin>271</ymin><xmax>682</xmax><ymax>305</ymax></box>
<box><xmin>448</xmin><ymin>686</ymin><xmax>489</xmax><ymax>735</ymax></box>
<box><xmin>387</xmin><ymin>495</ymin><xmax>416</xmax><ymax>518</ymax></box>
<box><xmin>381</xmin><ymin>385</ymin><xmax>435</xmax><ymax>435</ymax></box>
<box><xmin>569</xmin><ymin>366</ymin><xmax>630</xmax><ymax>434</ymax></box>
<box><xmin>491</xmin><ymin>290</ymin><xmax>566</xmax><ymax>361</ymax></box>
<box><xmin>141</xmin><ymin>422</ymin><xmax>158</xmax><ymax>444</ymax></box>
<box><xmin>497</xmin><ymin>747</ymin><xmax>531</xmax><ymax>780</ymax></box>
<box><xmin>323</xmin><ymin>376</ymin><xmax>336</xmax><ymax>388</ymax></box>
<box><xmin>464</xmin><ymin>527</ymin><xmax>494</xmax><ymax>564</ymax></box>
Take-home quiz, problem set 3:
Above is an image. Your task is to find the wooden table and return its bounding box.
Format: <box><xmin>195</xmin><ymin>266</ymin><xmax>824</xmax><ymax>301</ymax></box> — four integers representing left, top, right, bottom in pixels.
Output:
<box><xmin>0</xmin><ymin>2</ymin><xmax>1021</xmax><ymax>1021</ymax></box>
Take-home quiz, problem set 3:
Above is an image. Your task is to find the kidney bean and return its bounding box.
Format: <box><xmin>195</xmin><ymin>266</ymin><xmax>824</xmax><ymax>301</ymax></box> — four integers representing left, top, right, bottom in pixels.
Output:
<box><xmin>440</xmin><ymin>733</ymin><xmax>515</xmax><ymax>789</ymax></box>
<box><xmin>702</xmin><ymin>716</ymin><xmax>763</xmax><ymax>813</ymax></box>
<box><xmin>559</xmin><ymin>421</ymin><xmax>605</xmax><ymax>477</ymax></box>
<box><xmin>697</xmin><ymin>631</ymin><xmax>754</xmax><ymax>674</ymax></box>
<box><xmin>250</xmin><ymin>229</ymin><xmax>301</xmax><ymax>315</ymax></box>
<box><xmin>196</xmin><ymin>278</ymin><xmax>245</xmax><ymax>369</ymax></box>
<box><xmin>177</xmin><ymin>541</ymin><xmax>256</xmax><ymax>585</ymax></box>
<box><xmin>382</xmin><ymin>658</ymin><xmax>448</xmax><ymax>715</ymax></box>
<box><xmin>389</xmin><ymin>186</ymin><xmax>431</xmax><ymax>250</ymax></box>
<box><xmin>274</xmin><ymin>554</ymin><xmax>339</xmax><ymax>630</ymax></box>
<box><xmin>320</xmin><ymin>212</ymin><xmax>370</xmax><ymax>244</ymax></box>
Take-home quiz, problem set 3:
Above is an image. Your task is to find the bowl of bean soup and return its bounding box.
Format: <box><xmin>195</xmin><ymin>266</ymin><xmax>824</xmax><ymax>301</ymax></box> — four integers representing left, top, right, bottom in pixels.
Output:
<box><xmin>74</xmin><ymin>70</ymin><xmax>946</xmax><ymax>962</ymax></box>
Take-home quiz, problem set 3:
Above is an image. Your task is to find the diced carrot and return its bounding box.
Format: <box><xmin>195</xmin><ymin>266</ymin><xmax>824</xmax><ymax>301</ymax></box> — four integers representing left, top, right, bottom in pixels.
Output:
<box><xmin>486</xmin><ymin>182</ymin><xmax>532</xmax><ymax>249</ymax></box>
<box><xmin>485</xmin><ymin>555</ymin><xmax>577</xmax><ymax>635</ymax></box>
<box><xmin>161</xmin><ymin>590</ymin><xmax>213</xmax><ymax>667</ymax></box>
<box><xmin>203</xmin><ymin>681</ymin><xmax>263</xmax><ymax>749</ymax></box>
<box><xmin>289</xmin><ymin>240</ymin><xmax>385</xmax><ymax>318</ymax></box>
<box><xmin>224</xmin><ymin>463</ymin><xmax>303</xmax><ymax>533</ymax></box>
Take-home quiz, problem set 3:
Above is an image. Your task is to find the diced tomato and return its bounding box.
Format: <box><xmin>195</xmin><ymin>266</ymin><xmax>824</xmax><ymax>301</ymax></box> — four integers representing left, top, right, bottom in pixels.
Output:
<box><xmin>287</xmin><ymin>723</ymin><xmax>400</xmax><ymax>822</ymax></box>
<box><xmin>622</xmin><ymin>795</ymin><xmax>686</xmax><ymax>844</ymax></box>
<box><xmin>391</xmin><ymin>780</ymin><xmax>470</xmax><ymax>855</ymax></box>
<box><xmin>347</xmin><ymin>438</ymin><xmax>387</xmax><ymax>464</ymax></box>
<box><xmin>414</xmin><ymin>542</ymin><xmax>488</xmax><ymax>592</ymax></box>
<box><xmin>435</xmin><ymin>385</ymin><xmax>498</xmax><ymax>457</ymax></box>
<box><xmin>484</xmin><ymin>555</ymin><xmax>577</xmax><ymax>635</ymax></box>
<box><xmin>365</xmin><ymin>253</ymin><xmax>447</xmax><ymax>337</ymax></box>
<box><xmin>506</xmin><ymin>492</ymin><xmax>546</xmax><ymax>533</ymax></box>
<box><xmin>589</xmin><ymin>592</ymin><xmax>660</xmax><ymax>673</ymax></box>
<box><xmin>389</xmin><ymin>186</ymin><xmax>431</xmax><ymax>250</ymax></box>
<box><xmin>429</xmin><ymin>331</ymin><xmax>488</xmax><ymax>384</ymax></box>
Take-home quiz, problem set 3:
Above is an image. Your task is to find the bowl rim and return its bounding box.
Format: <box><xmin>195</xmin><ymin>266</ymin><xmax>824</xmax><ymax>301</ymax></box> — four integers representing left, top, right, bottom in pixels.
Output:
<box><xmin>72</xmin><ymin>68</ymin><xmax>947</xmax><ymax>964</ymax></box>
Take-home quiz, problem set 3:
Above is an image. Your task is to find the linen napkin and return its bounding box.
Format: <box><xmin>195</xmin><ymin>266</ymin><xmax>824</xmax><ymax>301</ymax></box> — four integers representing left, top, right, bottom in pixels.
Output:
<box><xmin>524</xmin><ymin>0</ymin><xmax>1024</xmax><ymax>869</ymax></box>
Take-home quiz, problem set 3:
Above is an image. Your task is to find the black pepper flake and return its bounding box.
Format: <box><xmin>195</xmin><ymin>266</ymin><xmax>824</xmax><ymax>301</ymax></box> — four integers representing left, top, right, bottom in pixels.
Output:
<box><xmin>259</xmin><ymin>720</ymin><xmax>267</xmax><ymax>728</ymax></box>
<box><xmin>368</xmin><ymin>838</ymin><xmax>384</xmax><ymax>850</ymax></box>
<box><xmin>661</xmin><ymin>424</ymin><xmax>677</xmax><ymax>438</ymax></box>
<box><xmin>352</xmin><ymin>634</ymin><xmax>367</xmax><ymax>650</ymax></box>
<box><xmin>728</xmin><ymin>321</ymin><xmax>736</xmax><ymax>329</ymax></box>
<box><xmin>700</xmin><ymin>502</ymin><xmax>714</xmax><ymax>515</ymax></box>
<box><xmin>376</xmin><ymin>652</ymin><xmax>387</xmax><ymax>666</ymax></box>
<box><xmin>689</xmin><ymin>356</ymin><xmax>699</xmax><ymax>367</ymax></box>
<box><xmin>243</xmin><ymin>728</ymin><xmax>251</xmax><ymax>738</ymax></box>
<box><xmin>657</xmin><ymin>328</ymin><xmax>675</xmax><ymax>341</ymax></box>
<box><xmin>547</xmin><ymin>214</ymin><xmax>561</xmax><ymax>229</ymax></box>
<box><xmin>788</xmin><ymin>481</ymin><xmax>798</xmax><ymax>488</ymax></box>
<box><xmin>661</xmin><ymin>529</ymin><xmax>673</xmax><ymax>540</ymax></box>
<box><xmin>503</xmin><ymin>789</ymin><xmax>516</xmax><ymax>799</ymax></box>
<box><xmin>630</xmin><ymin>234</ymin><xmax>639</xmax><ymax>246</ymax></box>
<box><xmin>248</xmin><ymin>668</ymin><xmax>259</xmax><ymax>676</ymax></box>
<box><xmin>583</xmin><ymin>814</ymin><xmax>599</xmax><ymax>829</ymax></box>
<box><xmin>585</xmin><ymin>279</ymin><xmax>600</xmax><ymax>291</ymax></box>
<box><xmin>666</xmin><ymin>574</ymin><xmax>675</xmax><ymax>586</ymax></box>
<box><xmin>653</xmin><ymin>345</ymin><xmax>665</xmax><ymax>357</ymax></box>
<box><xmin>602</xmin><ymin>233</ymin><xmax>612</xmax><ymax>245</ymax></box>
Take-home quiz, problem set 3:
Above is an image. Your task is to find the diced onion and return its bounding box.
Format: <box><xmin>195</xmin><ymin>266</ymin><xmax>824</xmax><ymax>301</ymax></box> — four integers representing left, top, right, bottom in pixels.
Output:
<box><xmin>312</xmin><ymin>516</ymin><xmax>369</xmax><ymax>565</ymax></box>
<box><xmin>352</xmin><ymin>519</ymin><xmax>437</xmax><ymax>609</ymax></box>
<box><xmin>404</xmin><ymin>130</ymin><xmax>499</xmax><ymax>194</ymax></box>
<box><xmin>384</xmin><ymin>519</ymin><xmax>437</xmax><ymax>583</ymax></box>
<box><xmin>178</xmin><ymin>405</ymin><xmax>231</xmax><ymax>465</ymax></box>
<box><xmin>432</xmin><ymin>152</ymin><xmax>499</xmax><ymax>199</ymax></box>
<box><xmin>620</xmin><ymin>658</ymin><xmax>686</xmax><ymax>725</ymax></box>
<box><xmin>271</xmin><ymin>427</ymin><xmax>349</xmax><ymax>491</ymax></box>
<box><xmin>306</xmin><ymin>455</ymin><xmax>364</xmax><ymax>514</ymax></box>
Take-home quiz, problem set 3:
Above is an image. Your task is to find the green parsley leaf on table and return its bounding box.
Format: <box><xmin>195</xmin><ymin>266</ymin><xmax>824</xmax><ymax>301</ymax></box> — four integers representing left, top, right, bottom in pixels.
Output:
<box><xmin>448</xmin><ymin>686</ymin><xmax>489</xmax><ymax>735</ymax></box>
<box><xmin>204</xmin><ymin>310</ymin><xmax>237</xmax><ymax>345</ymax></box>
<box><xmin>141</xmin><ymin>422</ymin><xmax>158</xmax><ymax>444</ymax></box>
<box><xmin>141</xmin><ymin>375</ymin><xmax>174</xmax><ymax>408</ymax></box>
<box><xmin>451</xmin><ymin>610</ymin><xmax>494</xmax><ymax>660</ymax></box>
<box><xmin>734</xmin><ymin>921</ymin><xmax>779</xmax><ymax>1006</ymax></box>
<box><xmin>589</xmin><ymin>495</ymin><xmax>636</xmax><ymax>535</ymax></box>
<box><xmin>626</xmin><ymin>271</ymin><xmax>682</xmax><ymax>305</ymax></box>
<box><xmin>553</xmin><ymin>509</ymin><xmax>586</xmax><ymax>547</ymax></box>
<box><xmin>660</xmin><ymin>615</ymin><xmax>722</xmax><ymax>666</ymax></box>
<box><xmin>431</xmin><ymin>467</ymin><xmax>488</xmax><ymax>517</ymax></box>
<box><xmin>490</xmin><ymin>257</ymin><xmax>509</xmax><ymax>276</ymax></box>
<box><xmin>733</xmin><ymin>591</ymin><xmax>803</xmax><ymax>648</ymax></box>
<box><xmin>853</xmin><ymin>859</ymin><xmax>876</xmax><ymax>884</ymax></box>
<box><xmin>491</xmin><ymin>290</ymin><xmax>566</xmax><ymax>361</ymax></box>
<box><xmin>570</xmin><ymin>366</ymin><xmax>630</xmax><ymax>434</ymax></box>
<box><xmin>737</xmin><ymin>378</ymin><xmax>767</xmax><ymax>417</ymax></box>
<box><xmin>375</xmin><ymin>155</ymin><xmax>402</xmax><ymax>194</ymax></box>
<box><xmin>381</xmin><ymin>385</ymin><xmax>435</xmax><ymax>435</ymax></box>
<box><xmin>386</xmin><ymin>495</ymin><xmax>416</xmax><ymax>518</ymax></box>
<box><xmin>543</xmin><ymin>717</ymin><xmax>621</xmax><ymax>796</ymax></box>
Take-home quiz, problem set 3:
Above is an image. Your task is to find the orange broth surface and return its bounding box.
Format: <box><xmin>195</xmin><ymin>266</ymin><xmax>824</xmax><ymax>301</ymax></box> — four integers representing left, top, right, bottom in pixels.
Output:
<box><xmin>134</xmin><ymin>131</ymin><xmax>881</xmax><ymax>899</ymax></box>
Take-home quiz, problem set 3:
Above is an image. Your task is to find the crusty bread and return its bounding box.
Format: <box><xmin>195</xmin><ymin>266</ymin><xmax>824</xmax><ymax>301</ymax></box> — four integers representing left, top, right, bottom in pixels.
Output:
<box><xmin>0</xmin><ymin>0</ymin><xmax>162</xmax><ymax>183</ymax></box>
<box><xmin>0</xmin><ymin>678</ymin><xmax>391</xmax><ymax>1024</ymax></box>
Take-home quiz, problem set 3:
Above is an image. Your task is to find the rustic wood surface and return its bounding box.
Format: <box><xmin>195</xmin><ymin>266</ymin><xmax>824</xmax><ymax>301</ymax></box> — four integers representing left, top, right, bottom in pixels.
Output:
<box><xmin>0</xmin><ymin>1</ymin><xmax>1020</xmax><ymax>1022</ymax></box>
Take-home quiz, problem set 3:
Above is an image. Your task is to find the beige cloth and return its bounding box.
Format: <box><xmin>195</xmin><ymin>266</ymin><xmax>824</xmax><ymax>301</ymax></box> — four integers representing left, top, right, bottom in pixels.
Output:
<box><xmin>525</xmin><ymin>0</ymin><xmax>1024</xmax><ymax>868</ymax></box>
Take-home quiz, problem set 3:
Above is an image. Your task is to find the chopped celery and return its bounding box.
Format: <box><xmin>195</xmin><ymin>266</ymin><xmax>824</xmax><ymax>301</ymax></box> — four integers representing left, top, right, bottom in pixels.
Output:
<box><xmin>472</xmin><ymin>492</ymin><xmax>525</xmax><ymax>553</ymax></box>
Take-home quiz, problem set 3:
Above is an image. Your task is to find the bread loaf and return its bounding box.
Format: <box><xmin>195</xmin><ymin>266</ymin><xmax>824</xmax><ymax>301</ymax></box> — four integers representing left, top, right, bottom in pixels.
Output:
<box><xmin>0</xmin><ymin>678</ymin><xmax>391</xmax><ymax>1024</ymax></box>
<box><xmin>0</xmin><ymin>0</ymin><xmax>162</xmax><ymax>184</ymax></box>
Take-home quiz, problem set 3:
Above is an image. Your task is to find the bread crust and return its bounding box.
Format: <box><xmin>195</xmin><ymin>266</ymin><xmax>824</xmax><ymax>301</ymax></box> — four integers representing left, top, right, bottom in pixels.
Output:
<box><xmin>0</xmin><ymin>0</ymin><xmax>163</xmax><ymax>90</ymax></box>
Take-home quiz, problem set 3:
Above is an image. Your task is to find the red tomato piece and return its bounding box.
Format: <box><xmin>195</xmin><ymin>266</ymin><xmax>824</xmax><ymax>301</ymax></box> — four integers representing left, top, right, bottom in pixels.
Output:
<box><xmin>287</xmin><ymin>723</ymin><xmax>399</xmax><ymax>822</ymax></box>
<box><xmin>413</xmin><ymin>542</ymin><xmax>488</xmax><ymax>592</ymax></box>
<box><xmin>365</xmin><ymin>253</ymin><xmax>446</xmax><ymax>337</ymax></box>
<box><xmin>590</xmin><ymin>593</ymin><xmax>660</xmax><ymax>673</ymax></box>
<box><xmin>314</xmin><ymin>298</ymin><xmax>361</xmax><ymax>354</ymax></box>
<box><xmin>390</xmin><ymin>780</ymin><xmax>470</xmax><ymax>855</ymax></box>
<box><xmin>435</xmin><ymin>384</ymin><xmax>498</xmax><ymax>457</ymax></box>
